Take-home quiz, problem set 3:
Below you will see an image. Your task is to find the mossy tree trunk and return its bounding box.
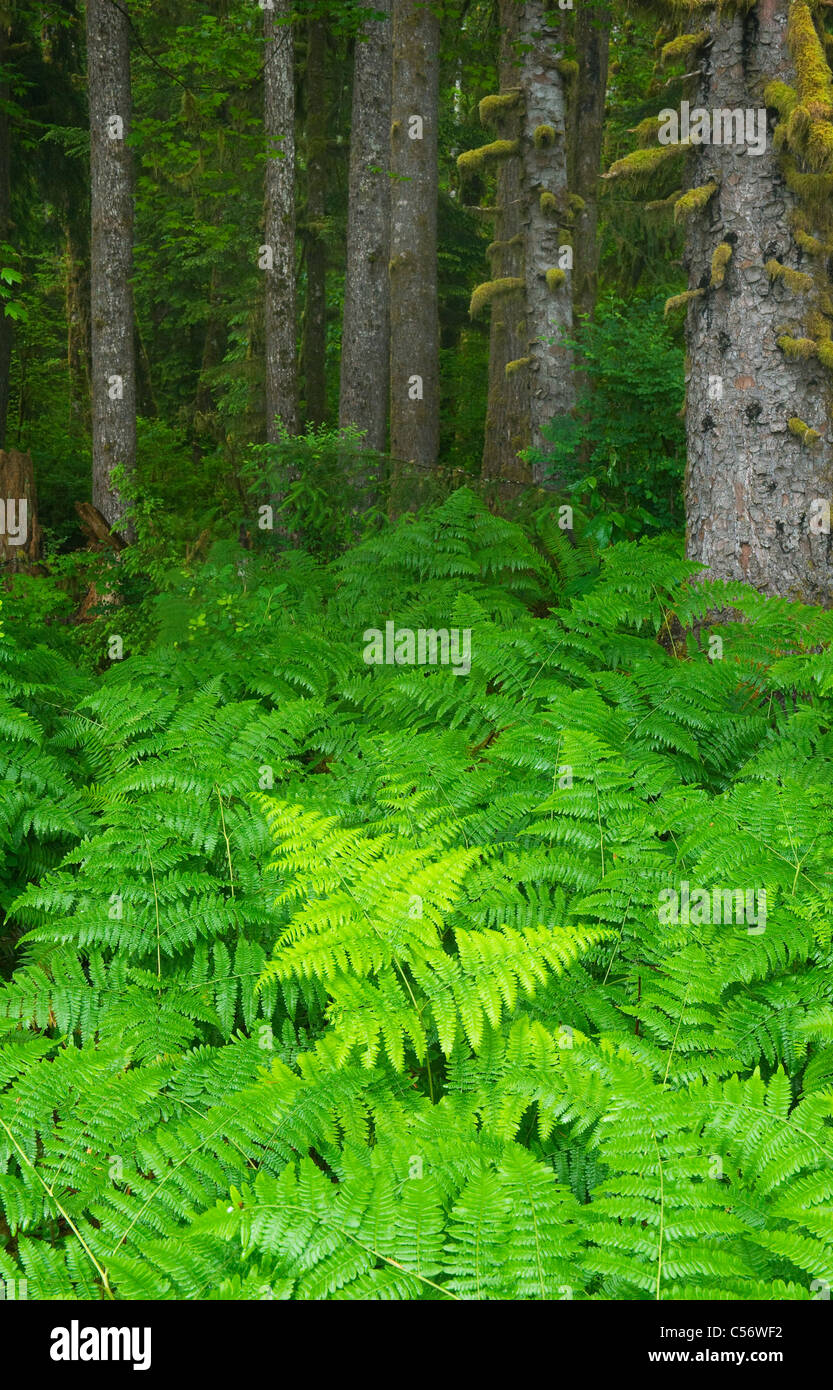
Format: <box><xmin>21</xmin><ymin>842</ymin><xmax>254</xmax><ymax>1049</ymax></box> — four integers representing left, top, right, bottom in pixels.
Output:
<box><xmin>301</xmin><ymin>17</ymin><xmax>327</xmax><ymax>427</ymax></box>
<box><xmin>339</xmin><ymin>0</ymin><xmax>392</xmax><ymax>455</ymax></box>
<box><xmin>518</xmin><ymin>1</ymin><xmax>575</xmax><ymax>477</ymax></box>
<box><xmin>264</xmin><ymin>0</ymin><xmax>298</xmax><ymax>442</ymax></box>
<box><xmin>389</xmin><ymin>0</ymin><xmax>440</xmax><ymax>484</ymax></box>
<box><xmin>683</xmin><ymin>0</ymin><xmax>833</xmax><ymax>601</ymax></box>
<box><xmin>480</xmin><ymin>0</ymin><xmax>530</xmax><ymax>486</ymax></box>
<box><xmin>86</xmin><ymin>0</ymin><xmax>136</xmax><ymax>535</ymax></box>
<box><xmin>0</xmin><ymin>19</ymin><xmax>13</xmax><ymax>450</ymax></box>
<box><xmin>573</xmin><ymin>0</ymin><xmax>610</xmax><ymax>325</ymax></box>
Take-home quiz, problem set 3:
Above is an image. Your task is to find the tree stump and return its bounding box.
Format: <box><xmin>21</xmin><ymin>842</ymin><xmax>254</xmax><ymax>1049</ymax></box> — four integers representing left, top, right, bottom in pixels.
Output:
<box><xmin>0</xmin><ymin>448</ymin><xmax>42</xmax><ymax>571</ymax></box>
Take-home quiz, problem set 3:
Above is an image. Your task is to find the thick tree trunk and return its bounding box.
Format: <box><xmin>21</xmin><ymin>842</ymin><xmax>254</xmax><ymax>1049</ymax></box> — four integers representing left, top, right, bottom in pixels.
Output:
<box><xmin>518</xmin><ymin>0</ymin><xmax>574</xmax><ymax>474</ymax></box>
<box><xmin>683</xmin><ymin>0</ymin><xmax>833</xmax><ymax>602</ymax></box>
<box><xmin>86</xmin><ymin>0</ymin><xmax>137</xmax><ymax>535</ymax></box>
<box><xmin>389</xmin><ymin>0</ymin><xmax>440</xmax><ymax>484</ymax></box>
<box><xmin>0</xmin><ymin>449</ymin><xmax>41</xmax><ymax>571</ymax></box>
<box><xmin>480</xmin><ymin>0</ymin><xmax>530</xmax><ymax>486</ymax></box>
<box><xmin>339</xmin><ymin>0</ymin><xmax>392</xmax><ymax>454</ymax></box>
<box><xmin>301</xmin><ymin>18</ymin><xmax>327</xmax><ymax>426</ymax></box>
<box><xmin>264</xmin><ymin>1</ymin><xmax>298</xmax><ymax>442</ymax></box>
<box><xmin>0</xmin><ymin>21</ymin><xmax>13</xmax><ymax>450</ymax></box>
<box><xmin>573</xmin><ymin>1</ymin><xmax>610</xmax><ymax>325</ymax></box>
<box><xmin>65</xmin><ymin>224</ymin><xmax>91</xmax><ymax>435</ymax></box>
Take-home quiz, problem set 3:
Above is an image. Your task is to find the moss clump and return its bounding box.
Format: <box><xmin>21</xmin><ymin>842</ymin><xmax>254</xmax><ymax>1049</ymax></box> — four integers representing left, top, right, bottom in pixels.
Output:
<box><xmin>469</xmin><ymin>277</ymin><xmax>524</xmax><ymax>319</ymax></box>
<box><xmin>777</xmin><ymin>334</ymin><xmax>818</xmax><ymax>358</ymax></box>
<box><xmin>556</xmin><ymin>58</ymin><xmax>579</xmax><ymax>82</ymax></box>
<box><xmin>673</xmin><ymin>181</ymin><xmax>718</xmax><ymax>222</ymax></box>
<box><xmin>787</xmin><ymin>0</ymin><xmax>833</xmax><ymax>119</ymax></box>
<box><xmin>567</xmin><ymin>193</ymin><xmax>586</xmax><ymax>216</ymax></box>
<box><xmin>806</xmin><ymin>119</ymin><xmax>833</xmax><ymax>170</ymax></box>
<box><xmin>816</xmin><ymin>338</ymin><xmax>833</xmax><ymax>370</ymax></box>
<box><xmin>457</xmin><ymin>140</ymin><xmax>520</xmax><ymax>177</ymax></box>
<box><xmin>764</xmin><ymin>80</ymin><xmax>799</xmax><ymax>119</ymax></box>
<box><xmin>605</xmin><ymin>144</ymin><xmax>684</xmax><ymax>187</ymax></box>
<box><xmin>505</xmin><ymin>356</ymin><xmax>532</xmax><ymax>377</ymax></box>
<box><xmin>646</xmin><ymin>191</ymin><xmax>682</xmax><ymax>214</ymax></box>
<box><xmin>533</xmin><ymin>124</ymin><xmax>556</xmax><ymax>148</ymax></box>
<box><xmin>710</xmin><ymin>242</ymin><xmax>733</xmax><ymax>288</ymax></box>
<box><xmin>788</xmin><ymin>416</ymin><xmax>822</xmax><ymax>445</ymax></box>
<box><xmin>660</xmin><ymin>31</ymin><xmax>709</xmax><ymax>69</ymax></box>
<box><xmin>786</xmin><ymin>104</ymin><xmax>812</xmax><ymax>146</ymax></box>
<box><xmin>766</xmin><ymin>259</ymin><xmax>815</xmax><ymax>293</ymax></box>
<box><xmin>664</xmin><ymin>288</ymin><xmax>705</xmax><ymax>317</ymax></box>
<box><xmin>540</xmin><ymin>190</ymin><xmax>559</xmax><ymax>216</ymax></box>
<box><xmin>781</xmin><ymin>155</ymin><xmax>833</xmax><ymax>209</ymax></box>
<box><xmin>545</xmin><ymin>267</ymin><xmax>567</xmax><ymax>291</ymax></box>
<box><xmin>478</xmin><ymin>90</ymin><xmax>521</xmax><ymax>126</ymax></box>
<box><xmin>629</xmin><ymin>115</ymin><xmax>662</xmax><ymax>147</ymax></box>
<box><xmin>794</xmin><ymin>226</ymin><xmax>828</xmax><ymax>255</ymax></box>
<box><xmin>486</xmin><ymin>234</ymin><xmax>523</xmax><ymax>258</ymax></box>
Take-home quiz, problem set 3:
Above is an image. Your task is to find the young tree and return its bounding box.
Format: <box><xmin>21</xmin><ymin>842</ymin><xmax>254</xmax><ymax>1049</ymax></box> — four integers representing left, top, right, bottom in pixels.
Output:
<box><xmin>86</xmin><ymin>0</ymin><xmax>136</xmax><ymax>532</ymax></box>
<box><xmin>264</xmin><ymin>0</ymin><xmax>298</xmax><ymax>441</ymax></box>
<box><xmin>339</xmin><ymin>0</ymin><xmax>392</xmax><ymax>453</ymax></box>
<box><xmin>389</xmin><ymin>0</ymin><xmax>440</xmax><ymax>476</ymax></box>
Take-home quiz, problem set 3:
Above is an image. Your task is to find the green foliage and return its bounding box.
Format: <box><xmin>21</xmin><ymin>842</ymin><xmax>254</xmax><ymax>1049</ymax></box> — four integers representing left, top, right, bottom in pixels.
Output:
<box><xmin>2</xmin><ymin>493</ymin><xmax>832</xmax><ymax>1300</ymax></box>
<box><xmin>528</xmin><ymin>294</ymin><xmax>686</xmax><ymax>540</ymax></box>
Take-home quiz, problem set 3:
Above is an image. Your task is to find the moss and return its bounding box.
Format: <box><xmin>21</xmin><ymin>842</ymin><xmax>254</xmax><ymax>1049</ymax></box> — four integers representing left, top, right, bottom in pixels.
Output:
<box><xmin>533</xmin><ymin>124</ymin><xmax>556</xmax><ymax>148</ymax></box>
<box><xmin>777</xmin><ymin>334</ymin><xmax>818</xmax><ymax>358</ymax></box>
<box><xmin>794</xmin><ymin>226</ymin><xmax>828</xmax><ymax>255</ymax></box>
<box><xmin>469</xmin><ymin>276</ymin><xmax>524</xmax><ymax>319</ymax></box>
<box><xmin>806</xmin><ymin>118</ymin><xmax>833</xmax><ymax>170</ymax></box>
<box><xmin>786</xmin><ymin>104</ymin><xmax>812</xmax><ymax>147</ymax></box>
<box><xmin>630</xmin><ymin>115</ymin><xmax>662</xmax><ymax>147</ymax></box>
<box><xmin>781</xmin><ymin>155</ymin><xmax>833</xmax><ymax>208</ymax></box>
<box><xmin>788</xmin><ymin>415</ymin><xmax>822</xmax><ymax>445</ymax></box>
<box><xmin>766</xmin><ymin>258</ymin><xmax>815</xmax><ymax>293</ymax></box>
<box><xmin>556</xmin><ymin>58</ymin><xmax>579</xmax><ymax>82</ymax></box>
<box><xmin>505</xmin><ymin>356</ymin><xmax>532</xmax><ymax>377</ymax></box>
<box><xmin>673</xmin><ymin>181</ymin><xmax>718</xmax><ymax>222</ymax></box>
<box><xmin>457</xmin><ymin>140</ymin><xmax>520</xmax><ymax>177</ymax></box>
<box><xmin>545</xmin><ymin>267</ymin><xmax>567</xmax><ymax>291</ymax></box>
<box><xmin>605</xmin><ymin>144</ymin><xmax>684</xmax><ymax>187</ymax></box>
<box><xmin>540</xmin><ymin>190</ymin><xmax>559</xmax><ymax>216</ymax></box>
<box><xmin>486</xmin><ymin>234</ymin><xmax>523</xmax><ymax>258</ymax></box>
<box><xmin>764</xmin><ymin>80</ymin><xmax>799</xmax><ymax>118</ymax></box>
<box><xmin>664</xmin><ymin>288</ymin><xmax>705</xmax><ymax>317</ymax></box>
<box><xmin>710</xmin><ymin>241</ymin><xmax>733</xmax><ymax>288</ymax></box>
<box><xmin>568</xmin><ymin>193</ymin><xmax>586</xmax><ymax>214</ymax></box>
<box><xmin>659</xmin><ymin>31</ymin><xmax>709</xmax><ymax>69</ymax></box>
<box><xmin>646</xmin><ymin>191</ymin><xmax>682</xmax><ymax>214</ymax></box>
<box><xmin>478</xmin><ymin>90</ymin><xmax>521</xmax><ymax>126</ymax></box>
<box><xmin>816</xmin><ymin>338</ymin><xmax>833</xmax><ymax>370</ymax></box>
<box><xmin>787</xmin><ymin>0</ymin><xmax>833</xmax><ymax>119</ymax></box>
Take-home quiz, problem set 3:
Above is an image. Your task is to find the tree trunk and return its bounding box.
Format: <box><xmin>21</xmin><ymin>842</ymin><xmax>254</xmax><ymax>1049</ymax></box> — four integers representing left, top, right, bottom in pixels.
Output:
<box><xmin>264</xmin><ymin>0</ymin><xmax>298</xmax><ymax>442</ymax></box>
<box><xmin>301</xmin><ymin>17</ymin><xmax>327</xmax><ymax>426</ymax></box>
<box><xmin>0</xmin><ymin>449</ymin><xmax>41</xmax><ymax>571</ymax></box>
<box><xmin>479</xmin><ymin>0</ymin><xmax>530</xmax><ymax>487</ymax></box>
<box><xmin>65</xmin><ymin>224</ymin><xmax>91</xmax><ymax>436</ymax></box>
<box><xmin>573</xmin><ymin>0</ymin><xmax>610</xmax><ymax>326</ymax></box>
<box><xmin>683</xmin><ymin>0</ymin><xmax>833</xmax><ymax>602</ymax></box>
<box><xmin>389</xmin><ymin>0</ymin><xmax>440</xmax><ymax>488</ymax></box>
<box><xmin>0</xmin><ymin>20</ymin><xmax>13</xmax><ymax>451</ymax></box>
<box><xmin>339</xmin><ymin>0</ymin><xmax>392</xmax><ymax>454</ymax></box>
<box><xmin>86</xmin><ymin>0</ymin><xmax>137</xmax><ymax>535</ymax></box>
<box><xmin>518</xmin><ymin>0</ymin><xmax>574</xmax><ymax>476</ymax></box>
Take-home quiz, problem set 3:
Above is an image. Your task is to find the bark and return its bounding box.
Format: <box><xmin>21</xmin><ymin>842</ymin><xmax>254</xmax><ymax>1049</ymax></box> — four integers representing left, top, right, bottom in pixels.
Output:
<box><xmin>389</xmin><ymin>0</ymin><xmax>440</xmax><ymax>485</ymax></box>
<box><xmin>0</xmin><ymin>20</ymin><xmax>12</xmax><ymax>450</ymax></box>
<box><xmin>683</xmin><ymin>0</ymin><xmax>833</xmax><ymax>602</ymax></box>
<box><xmin>480</xmin><ymin>0</ymin><xmax>530</xmax><ymax>486</ymax></box>
<box><xmin>573</xmin><ymin>0</ymin><xmax>610</xmax><ymax>325</ymax></box>
<box><xmin>65</xmin><ymin>224</ymin><xmax>91</xmax><ymax>435</ymax></box>
<box><xmin>518</xmin><ymin>0</ymin><xmax>574</xmax><ymax>474</ymax></box>
<box><xmin>339</xmin><ymin>0</ymin><xmax>392</xmax><ymax>453</ymax></box>
<box><xmin>0</xmin><ymin>449</ymin><xmax>41</xmax><ymax>571</ymax></box>
<box><xmin>301</xmin><ymin>18</ymin><xmax>327</xmax><ymax>426</ymax></box>
<box><xmin>86</xmin><ymin>0</ymin><xmax>137</xmax><ymax>535</ymax></box>
<box><xmin>264</xmin><ymin>0</ymin><xmax>298</xmax><ymax>441</ymax></box>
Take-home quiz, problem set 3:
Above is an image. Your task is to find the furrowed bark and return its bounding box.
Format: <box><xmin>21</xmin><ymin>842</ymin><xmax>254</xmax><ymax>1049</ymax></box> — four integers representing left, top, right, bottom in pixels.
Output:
<box><xmin>86</xmin><ymin>0</ymin><xmax>137</xmax><ymax>535</ymax></box>
<box><xmin>264</xmin><ymin>0</ymin><xmax>298</xmax><ymax>442</ymax></box>
<box><xmin>302</xmin><ymin>16</ymin><xmax>327</xmax><ymax>426</ymax></box>
<box><xmin>339</xmin><ymin>0</ymin><xmax>392</xmax><ymax>454</ymax></box>
<box><xmin>683</xmin><ymin>0</ymin><xmax>833</xmax><ymax>602</ymax></box>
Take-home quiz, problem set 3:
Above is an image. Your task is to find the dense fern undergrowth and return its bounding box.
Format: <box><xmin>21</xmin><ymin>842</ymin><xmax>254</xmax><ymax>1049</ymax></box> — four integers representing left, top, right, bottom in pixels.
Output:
<box><xmin>1</xmin><ymin>489</ymin><xmax>832</xmax><ymax>1301</ymax></box>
